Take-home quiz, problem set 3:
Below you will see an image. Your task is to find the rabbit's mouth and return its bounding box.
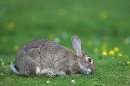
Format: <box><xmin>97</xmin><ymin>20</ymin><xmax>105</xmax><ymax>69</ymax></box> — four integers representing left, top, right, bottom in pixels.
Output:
<box><xmin>80</xmin><ymin>67</ymin><xmax>92</xmax><ymax>74</ymax></box>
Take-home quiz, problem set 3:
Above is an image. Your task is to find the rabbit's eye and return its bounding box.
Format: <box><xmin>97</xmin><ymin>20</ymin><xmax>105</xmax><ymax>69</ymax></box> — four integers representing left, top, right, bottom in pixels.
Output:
<box><xmin>88</xmin><ymin>58</ymin><xmax>91</xmax><ymax>63</ymax></box>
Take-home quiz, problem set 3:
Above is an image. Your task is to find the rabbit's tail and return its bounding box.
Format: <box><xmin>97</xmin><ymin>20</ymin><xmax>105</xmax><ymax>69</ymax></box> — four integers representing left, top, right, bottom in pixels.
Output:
<box><xmin>10</xmin><ymin>63</ymin><xmax>19</xmax><ymax>74</ymax></box>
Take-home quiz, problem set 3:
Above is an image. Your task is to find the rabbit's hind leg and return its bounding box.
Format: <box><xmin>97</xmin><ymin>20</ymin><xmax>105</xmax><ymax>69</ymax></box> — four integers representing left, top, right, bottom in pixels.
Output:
<box><xmin>17</xmin><ymin>62</ymin><xmax>36</xmax><ymax>76</ymax></box>
<box><xmin>36</xmin><ymin>66</ymin><xmax>66</xmax><ymax>76</ymax></box>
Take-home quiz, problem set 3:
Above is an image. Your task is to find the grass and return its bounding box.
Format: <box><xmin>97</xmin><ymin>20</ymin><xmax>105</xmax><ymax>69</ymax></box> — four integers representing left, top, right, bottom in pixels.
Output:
<box><xmin>0</xmin><ymin>0</ymin><xmax>130</xmax><ymax>86</ymax></box>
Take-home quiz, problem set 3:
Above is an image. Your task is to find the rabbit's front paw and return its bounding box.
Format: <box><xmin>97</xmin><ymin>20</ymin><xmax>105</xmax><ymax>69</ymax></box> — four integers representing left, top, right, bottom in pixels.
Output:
<box><xmin>40</xmin><ymin>69</ymin><xmax>56</xmax><ymax>77</ymax></box>
<box><xmin>46</xmin><ymin>71</ymin><xmax>56</xmax><ymax>77</ymax></box>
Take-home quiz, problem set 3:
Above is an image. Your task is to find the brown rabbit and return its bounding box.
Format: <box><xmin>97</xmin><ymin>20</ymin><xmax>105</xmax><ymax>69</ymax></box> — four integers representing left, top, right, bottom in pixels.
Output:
<box><xmin>10</xmin><ymin>35</ymin><xmax>95</xmax><ymax>77</ymax></box>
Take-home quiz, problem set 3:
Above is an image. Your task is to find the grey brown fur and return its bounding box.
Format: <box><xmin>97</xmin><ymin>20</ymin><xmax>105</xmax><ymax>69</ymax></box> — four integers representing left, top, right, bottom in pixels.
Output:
<box><xmin>10</xmin><ymin>35</ymin><xmax>95</xmax><ymax>77</ymax></box>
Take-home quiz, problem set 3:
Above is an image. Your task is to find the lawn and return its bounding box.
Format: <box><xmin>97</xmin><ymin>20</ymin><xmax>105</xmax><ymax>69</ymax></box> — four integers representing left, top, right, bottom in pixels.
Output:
<box><xmin>0</xmin><ymin>0</ymin><xmax>130</xmax><ymax>86</ymax></box>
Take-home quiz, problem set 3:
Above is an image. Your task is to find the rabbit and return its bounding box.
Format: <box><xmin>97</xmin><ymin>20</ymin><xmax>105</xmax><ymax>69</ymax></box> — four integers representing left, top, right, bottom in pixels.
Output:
<box><xmin>10</xmin><ymin>35</ymin><xmax>95</xmax><ymax>77</ymax></box>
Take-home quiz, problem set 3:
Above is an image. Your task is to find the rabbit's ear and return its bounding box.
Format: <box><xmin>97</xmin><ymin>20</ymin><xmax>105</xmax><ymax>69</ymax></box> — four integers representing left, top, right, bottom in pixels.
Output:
<box><xmin>72</xmin><ymin>35</ymin><xmax>82</xmax><ymax>57</ymax></box>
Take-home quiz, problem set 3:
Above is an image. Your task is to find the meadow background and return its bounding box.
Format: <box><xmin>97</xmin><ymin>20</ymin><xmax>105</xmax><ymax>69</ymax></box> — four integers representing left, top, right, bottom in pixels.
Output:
<box><xmin>0</xmin><ymin>0</ymin><xmax>130</xmax><ymax>86</ymax></box>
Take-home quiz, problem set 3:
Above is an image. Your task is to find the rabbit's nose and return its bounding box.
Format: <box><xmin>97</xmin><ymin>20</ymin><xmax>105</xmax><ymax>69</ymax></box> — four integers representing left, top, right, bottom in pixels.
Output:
<box><xmin>89</xmin><ymin>66</ymin><xmax>96</xmax><ymax>74</ymax></box>
<box><xmin>92</xmin><ymin>67</ymin><xmax>96</xmax><ymax>74</ymax></box>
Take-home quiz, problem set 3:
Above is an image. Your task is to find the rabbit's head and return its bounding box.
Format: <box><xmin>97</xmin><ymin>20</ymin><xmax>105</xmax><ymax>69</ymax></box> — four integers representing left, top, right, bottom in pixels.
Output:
<box><xmin>72</xmin><ymin>35</ymin><xmax>95</xmax><ymax>74</ymax></box>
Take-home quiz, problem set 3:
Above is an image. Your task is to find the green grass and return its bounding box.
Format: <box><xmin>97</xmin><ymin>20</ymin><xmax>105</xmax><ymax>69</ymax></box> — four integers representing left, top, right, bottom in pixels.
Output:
<box><xmin>0</xmin><ymin>0</ymin><xmax>130</xmax><ymax>86</ymax></box>
<box><xmin>1</xmin><ymin>55</ymin><xmax>130</xmax><ymax>86</ymax></box>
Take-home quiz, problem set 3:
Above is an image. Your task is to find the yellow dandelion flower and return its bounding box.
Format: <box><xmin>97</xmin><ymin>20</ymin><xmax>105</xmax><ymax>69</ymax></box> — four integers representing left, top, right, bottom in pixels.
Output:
<box><xmin>87</xmin><ymin>40</ymin><xmax>93</xmax><ymax>46</ymax></box>
<box><xmin>109</xmin><ymin>50</ymin><xmax>115</xmax><ymax>56</ymax></box>
<box><xmin>8</xmin><ymin>22</ymin><xmax>14</xmax><ymax>30</ymax></box>
<box><xmin>48</xmin><ymin>34</ymin><xmax>55</xmax><ymax>40</ymax></box>
<box><xmin>102</xmin><ymin>51</ymin><xmax>107</xmax><ymax>56</ymax></box>
<box><xmin>113</xmin><ymin>47</ymin><xmax>119</xmax><ymax>52</ymax></box>
<box><xmin>117</xmin><ymin>53</ymin><xmax>122</xmax><ymax>57</ymax></box>
<box><xmin>126</xmin><ymin>62</ymin><xmax>130</xmax><ymax>65</ymax></box>
<box><xmin>93</xmin><ymin>48</ymin><xmax>99</xmax><ymax>53</ymax></box>
<box><xmin>3</xmin><ymin>21</ymin><xmax>14</xmax><ymax>30</ymax></box>
<box><xmin>14</xmin><ymin>45</ymin><xmax>19</xmax><ymax>51</ymax></box>
<box><xmin>123</xmin><ymin>39</ymin><xmax>129</xmax><ymax>45</ymax></box>
<box><xmin>58</xmin><ymin>9</ymin><xmax>66</xmax><ymax>16</ymax></box>
<box><xmin>99</xmin><ymin>11</ymin><xmax>108</xmax><ymax>21</ymax></box>
<box><xmin>1</xmin><ymin>36</ymin><xmax>7</xmax><ymax>42</ymax></box>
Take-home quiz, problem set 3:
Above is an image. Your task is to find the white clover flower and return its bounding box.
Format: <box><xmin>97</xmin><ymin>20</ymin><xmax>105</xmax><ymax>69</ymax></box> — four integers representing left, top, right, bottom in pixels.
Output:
<box><xmin>1</xmin><ymin>73</ymin><xmax>3</xmax><ymax>75</ymax></box>
<box><xmin>2</xmin><ymin>62</ymin><xmax>4</xmax><ymax>66</ymax></box>
<box><xmin>71</xmin><ymin>80</ymin><xmax>76</xmax><ymax>84</ymax></box>
<box><xmin>47</xmin><ymin>80</ymin><xmax>49</xmax><ymax>84</ymax></box>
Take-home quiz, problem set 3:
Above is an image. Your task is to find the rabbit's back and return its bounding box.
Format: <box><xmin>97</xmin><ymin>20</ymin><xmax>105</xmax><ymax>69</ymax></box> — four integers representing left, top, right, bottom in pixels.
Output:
<box><xmin>16</xmin><ymin>39</ymin><xmax>64</xmax><ymax>65</ymax></box>
<box><xmin>18</xmin><ymin>39</ymin><xmax>60</xmax><ymax>52</ymax></box>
